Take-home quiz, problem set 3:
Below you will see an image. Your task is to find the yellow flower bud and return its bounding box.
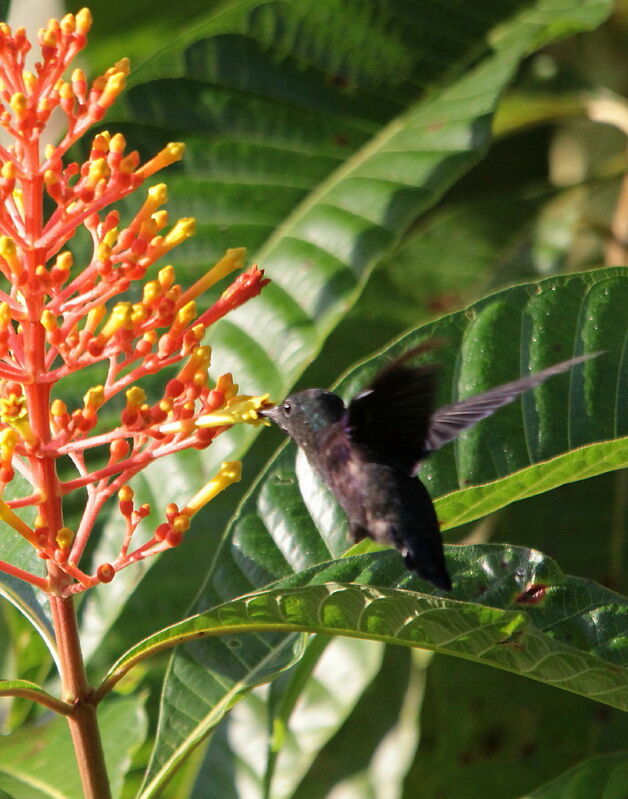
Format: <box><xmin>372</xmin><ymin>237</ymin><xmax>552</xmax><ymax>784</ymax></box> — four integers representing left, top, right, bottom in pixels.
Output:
<box><xmin>55</xmin><ymin>251</ymin><xmax>73</xmax><ymax>272</ymax></box>
<box><xmin>41</xmin><ymin>310</ymin><xmax>58</xmax><ymax>332</ymax></box>
<box><xmin>101</xmin><ymin>302</ymin><xmax>132</xmax><ymax>338</ymax></box>
<box><xmin>131</xmin><ymin>304</ymin><xmax>147</xmax><ymax>325</ymax></box>
<box><xmin>110</xmin><ymin>132</ymin><xmax>126</xmax><ymax>153</ymax></box>
<box><xmin>125</xmin><ymin>386</ymin><xmax>146</xmax><ymax>408</ymax></box>
<box><xmin>83</xmin><ymin>386</ymin><xmax>105</xmax><ymax>410</ymax></box>
<box><xmin>60</xmin><ymin>13</ymin><xmax>76</xmax><ymax>33</ymax></box>
<box><xmin>163</xmin><ymin>218</ymin><xmax>196</xmax><ymax>249</ymax></box>
<box><xmin>76</xmin><ymin>8</ymin><xmax>93</xmax><ymax>34</ymax></box>
<box><xmin>1</xmin><ymin>161</ymin><xmax>15</xmax><ymax>180</ymax></box>
<box><xmin>136</xmin><ymin>142</ymin><xmax>186</xmax><ymax>179</ymax></box>
<box><xmin>87</xmin><ymin>157</ymin><xmax>110</xmax><ymax>186</ymax></box>
<box><xmin>158</xmin><ymin>265</ymin><xmax>175</xmax><ymax>290</ymax></box>
<box><xmin>0</xmin><ymin>428</ymin><xmax>17</xmax><ymax>461</ymax></box>
<box><xmin>118</xmin><ymin>485</ymin><xmax>134</xmax><ymax>502</ymax></box>
<box><xmin>182</xmin><ymin>461</ymin><xmax>242</xmax><ymax>516</ymax></box>
<box><xmin>103</xmin><ymin>227</ymin><xmax>119</xmax><ymax>248</ymax></box>
<box><xmin>55</xmin><ymin>527</ymin><xmax>74</xmax><ymax>549</ymax></box>
<box><xmin>177</xmin><ymin>247</ymin><xmax>246</xmax><ymax>308</ymax></box>
<box><xmin>10</xmin><ymin>92</ymin><xmax>27</xmax><ymax>115</ymax></box>
<box><xmin>99</xmin><ymin>72</ymin><xmax>126</xmax><ymax>108</ymax></box>
<box><xmin>51</xmin><ymin>399</ymin><xmax>68</xmax><ymax>417</ymax></box>
<box><xmin>86</xmin><ymin>305</ymin><xmax>106</xmax><ymax>332</ymax></box>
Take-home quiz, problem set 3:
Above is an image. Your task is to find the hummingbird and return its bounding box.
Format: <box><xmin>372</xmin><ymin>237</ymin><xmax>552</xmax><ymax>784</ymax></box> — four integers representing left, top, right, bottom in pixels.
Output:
<box><xmin>259</xmin><ymin>347</ymin><xmax>596</xmax><ymax>591</ymax></box>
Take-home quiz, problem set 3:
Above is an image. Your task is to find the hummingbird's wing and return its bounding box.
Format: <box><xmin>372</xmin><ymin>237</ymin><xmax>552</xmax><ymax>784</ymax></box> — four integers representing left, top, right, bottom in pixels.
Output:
<box><xmin>347</xmin><ymin>353</ymin><xmax>438</xmax><ymax>472</ymax></box>
<box><xmin>424</xmin><ymin>352</ymin><xmax>597</xmax><ymax>453</ymax></box>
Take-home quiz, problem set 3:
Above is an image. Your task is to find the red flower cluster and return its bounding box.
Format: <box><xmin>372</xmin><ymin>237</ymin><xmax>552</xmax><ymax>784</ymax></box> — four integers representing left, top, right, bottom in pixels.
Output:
<box><xmin>0</xmin><ymin>9</ymin><xmax>271</xmax><ymax>597</ymax></box>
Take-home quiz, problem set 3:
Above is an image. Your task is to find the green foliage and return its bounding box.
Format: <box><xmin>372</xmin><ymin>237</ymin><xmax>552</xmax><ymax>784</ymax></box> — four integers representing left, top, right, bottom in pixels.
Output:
<box><xmin>0</xmin><ymin>695</ymin><xmax>147</xmax><ymax>799</ymax></box>
<box><xmin>0</xmin><ymin>0</ymin><xmax>626</xmax><ymax>797</ymax></box>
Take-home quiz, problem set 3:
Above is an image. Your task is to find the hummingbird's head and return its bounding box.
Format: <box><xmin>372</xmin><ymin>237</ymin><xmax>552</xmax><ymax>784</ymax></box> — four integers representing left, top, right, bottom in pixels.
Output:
<box><xmin>259</xmin><ymin>389</ymin><xmax>346</xmax><ymax>448</ymax></box>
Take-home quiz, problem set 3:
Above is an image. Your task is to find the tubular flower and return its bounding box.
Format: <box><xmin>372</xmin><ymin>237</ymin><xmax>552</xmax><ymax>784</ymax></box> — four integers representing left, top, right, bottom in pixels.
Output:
<box><xmin>0</xmin><ymin>11</ymin><xmax>272</xmax><ymax>598</ymax></box>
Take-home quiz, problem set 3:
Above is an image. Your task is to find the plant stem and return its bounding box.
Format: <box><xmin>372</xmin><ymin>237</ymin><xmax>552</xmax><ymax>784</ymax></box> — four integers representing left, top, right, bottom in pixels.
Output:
<box><xmin>18</xmin><ymin>132</ymin><xmax>112</xmax><ymax>797</ymax></box>
<box><xmin>50</xmin><ymin>583</ymin><xmax>112</xmax><ymax>799</ymax></box>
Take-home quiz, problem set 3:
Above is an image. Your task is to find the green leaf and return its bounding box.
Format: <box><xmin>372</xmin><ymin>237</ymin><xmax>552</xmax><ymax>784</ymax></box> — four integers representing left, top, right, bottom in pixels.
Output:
<box><xmin>105</xmin><ymin>567</ymin><xmax>626</xmax><ymax>710</ymax></box>
<box><xmin>0</xmin><ymin>695</ymin><xmax>147</xmax><ymax>799</ymax></box>
<box><xmin>143</xmin><ymin>267</ymin><xmax>627</xmax><ymax>793</ymax></box>
<box><xmin>404</xmin><ymin>651</ymin><xmax>628</xmax><ymax>799</ymax></box>
<box><xmin>70</xmin><ymin>0</ymin><xmax>616</xmax><ymax>666</ymax></box>
<box><xmin>272</xmin><ymin>645</ymin><xmax>427</xmax><ymax>799</ymax></box>
<box><xmin>333</xmin><ymin>268</ymin><xmax>628</xmax><ymax>500</ymax></box>
<box><xmin>520</xmin><ymin>752</ymin><xmax>628</xmax><ymax>799</ymax></box>
<box><xmin>110</xmin><ymin>541</ymin><xmax>626</xmax><ymax>796</ymax></box>
<box><xmin>103</xmin><ymin>0</ymin><xmax>616</xmax><ymax>474</ymax></box>
<box><xmin>195</xmin><ymin>637</ymin><xmax>385</xmax><ymax>799</ymax></box>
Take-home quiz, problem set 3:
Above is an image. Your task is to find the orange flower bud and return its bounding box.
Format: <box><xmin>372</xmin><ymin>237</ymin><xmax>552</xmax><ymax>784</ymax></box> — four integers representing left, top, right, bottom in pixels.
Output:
<box><xmin>97</xmin><ymin>563</ymin><xmax>115</xmax><ymax>583</ymax></box>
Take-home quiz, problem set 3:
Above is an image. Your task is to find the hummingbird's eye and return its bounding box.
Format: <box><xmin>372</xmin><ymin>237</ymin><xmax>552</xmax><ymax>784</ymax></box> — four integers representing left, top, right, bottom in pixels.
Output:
<box><xmin>282</xmin><ymin>401</ymin><xmax>292</xmax><ymax>415</ymax></box>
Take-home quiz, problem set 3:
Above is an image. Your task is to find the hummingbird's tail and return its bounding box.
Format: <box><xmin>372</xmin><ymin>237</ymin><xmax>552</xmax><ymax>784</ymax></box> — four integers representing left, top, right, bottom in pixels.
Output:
<box><xmin>392</xmin><ymin>472</ymin><xmax>453</xmax><ymax>591</ymax></box>
<box><xmin>402</xmin><ymin>548</ymin><xmax>452</xmax><ymax>591</ymax></box>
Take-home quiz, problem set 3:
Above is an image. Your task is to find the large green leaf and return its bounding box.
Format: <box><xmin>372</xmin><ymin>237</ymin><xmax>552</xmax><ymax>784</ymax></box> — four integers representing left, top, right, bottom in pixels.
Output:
<box><xmin>103</xmin><ymin>0</ymin><xmax>616</xmax><ymax>469</ymax></box>
<box><xmin>101</xmin><ymin>561</ymin><xmax>626</xmax><ymax>797</ymax></box>
<box><xmin>204</xmin><ymin>482</ymin><xmax>628</xmax><ymax>799</ymax></box>
<box><xmin>69</xmin><ymin>0</ymin><xmax>616</xmax><ymax>664</ymax></box>
<box><xmin>192</xmin><ymin>638</ymin><xmax>386</xmax><ymax>799</ymax></box>
<box><xmin>405</xmin><ymin>639</ymin><xmax>628</xmax><ymax>797</ymax></box>
<box><xmin>143</xmin><ymin>268</ymin><xmax>627</xmax><ymax>792</ymax></box>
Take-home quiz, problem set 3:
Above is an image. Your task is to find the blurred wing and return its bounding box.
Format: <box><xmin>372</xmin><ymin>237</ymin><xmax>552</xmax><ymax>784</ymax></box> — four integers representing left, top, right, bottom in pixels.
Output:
<box><xmin>348</xmin><ymin>350</ymin><xmax>439</xmax><ymax>471</ymax></box>
<box><xmin>425</xmin><ymin>352</ymin><xmax>598</xmax><ymax>452</ymax></box>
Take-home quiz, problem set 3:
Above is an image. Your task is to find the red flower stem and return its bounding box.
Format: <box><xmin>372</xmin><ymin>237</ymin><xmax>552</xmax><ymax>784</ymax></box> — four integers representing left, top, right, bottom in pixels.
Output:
<box><xmin>105</xmin><ymin>351</ymin><xmax>183</xmax><ymax>395</ymax></box>
<box><xmin>0</xmin><ymin>364</ymin><xmax>27</xmax><ymax>380</ymax></box>
<box><xmin>61</xmin><ymin>451</ymin><xmax>153</xmax><ymax>493</ymax></box>
<box><xmin>0</xmin><ymin>558</ymin><xmax>48</xmax><ymax>590</ymax></box>
<box><xmin>40</xmin><ymin>182</ymin><xmax>138</xmax><ymax>258</ymax></box>
<box><xmin>70</xmin><ymin>484</ymin><xmax>121</xmax><ymax>564</ymax></box>
<box><xmin>20</xmin><ymin>137</ymin><xmax>111</xmax><ymax>799</ymax></box>
<box><xmin>115</xmin><ymin>537</ymin><xmax>170</xmax><ymax>567</ymax></box>
<box><xmin>6</xmin><ymin>491</ymin><xmax>40</xmax><ymax>509</ymax></box>
<box><xmin>68</xmin><ymin>454</ymin><xmax>151</xmax><ymax>565</ymax></box>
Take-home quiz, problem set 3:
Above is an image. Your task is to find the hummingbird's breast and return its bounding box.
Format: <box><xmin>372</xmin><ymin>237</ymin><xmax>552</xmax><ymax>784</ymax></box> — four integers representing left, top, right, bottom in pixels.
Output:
<box><xmin>309</xmin><ymin>422</ymin><xmax>403</xmax><ymax>539</ymax></box>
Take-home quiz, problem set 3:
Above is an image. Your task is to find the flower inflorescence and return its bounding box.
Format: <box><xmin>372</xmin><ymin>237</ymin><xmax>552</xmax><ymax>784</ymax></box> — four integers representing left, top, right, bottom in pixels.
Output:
<box><xmin>0</xmin><ymin>10</ymin><xmax>272</xmax><ymax>597</ymax></box>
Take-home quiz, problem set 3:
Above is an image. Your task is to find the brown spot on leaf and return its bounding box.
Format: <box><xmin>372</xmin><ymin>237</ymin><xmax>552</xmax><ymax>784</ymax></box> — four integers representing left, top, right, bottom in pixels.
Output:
<box><xmin>333</xmin><ymin>134</ymin><xmax>350</xmax><ymax>148</ymax></box>
<box><xmin>480</xmin><ymin>729</ymin><xmax>503</xmax><ymax>756</ymax></box>
<box><xmin>515</xmin><ymin>583</ymin><xmax>548</xmax><ymax>604</ymax></box>
<box><xmin>426</xmin><ymin>293</ymin><xmax>461</xmax><ymax>314</ymax></box>
<box><xmin>329</xmin><ymin>73</ymin><xmax>350</xmax><ymax>89</ymax></box>
<box><xmin>521</xmin><ymin>741</ymin><xmax>536</xmax><ymax>758</ymax></box>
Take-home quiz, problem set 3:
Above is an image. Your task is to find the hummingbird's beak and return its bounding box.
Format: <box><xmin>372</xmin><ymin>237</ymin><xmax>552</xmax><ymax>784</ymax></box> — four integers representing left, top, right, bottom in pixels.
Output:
<box><xmin>258</xmin><ymin>405</ymin><xmax>278</xmax><ymax>421</ymax></box>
